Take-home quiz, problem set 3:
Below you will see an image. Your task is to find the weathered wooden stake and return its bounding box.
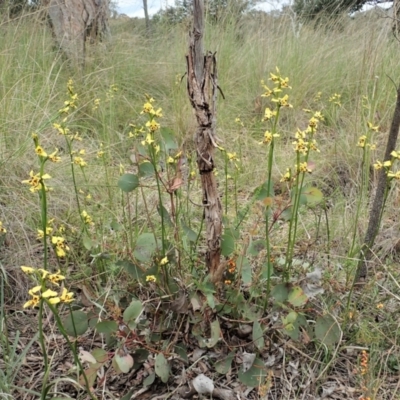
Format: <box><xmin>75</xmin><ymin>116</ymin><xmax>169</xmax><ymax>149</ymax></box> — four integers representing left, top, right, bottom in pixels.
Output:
<box><xmin>186</xmin><ymin>0</ymin><xmax>223</xmax><ymax>283</ymax></box>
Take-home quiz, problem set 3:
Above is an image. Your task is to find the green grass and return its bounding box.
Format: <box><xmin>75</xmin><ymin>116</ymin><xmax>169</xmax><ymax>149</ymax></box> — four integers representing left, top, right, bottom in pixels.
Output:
<box><xmin>2</xmin><ymin>7</ymin><xmax>400</xmax><ymax>400</ymax></box>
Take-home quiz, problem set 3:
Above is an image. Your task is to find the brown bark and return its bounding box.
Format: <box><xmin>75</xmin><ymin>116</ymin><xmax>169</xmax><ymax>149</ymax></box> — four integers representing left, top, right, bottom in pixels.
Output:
<box><xmin>356</xmin><ymin>86</ymin><xmax>400</xmax><ymax>281</ymax></box>
<box><xmin>186</xmin><ymin>0</ymin><xmax>223</xmax><ymax>283</ymax></box>
<box><xmin>45</xmin><ymin>0</ymin><xmax>110</xmax><ymax>65</ymax></box>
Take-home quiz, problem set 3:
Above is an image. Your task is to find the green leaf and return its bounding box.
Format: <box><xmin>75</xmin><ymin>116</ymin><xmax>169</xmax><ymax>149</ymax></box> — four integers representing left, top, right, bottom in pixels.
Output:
<box><xmin>174</xmin><ymin>344</ymin><xmax>188</xmax><ymax>363</ymax></box>
<box><xmin>123</xmin><ymin>300</ymin><xmax>143</xmax><ymax>330</ymax></box>
<box><xmin>62</xmin><ymin>310</ymin><xmax>88</xmax><ymax>337</ymax></box>
<box><xmin>92</xmin><ymin>348</ymin><xmax>108</xmax><ymax>364</ymax></box>
<box><xmin>96</xmin><ymin>320</ymin><xmax>118</xmax><ymax>335</ymax></box>
<box><xmin>160</xmin><ymin>127</ymin><xmax>178</xmax><ymax>152</ymax></box>
<box><xmin>315</xmin><ymin>315</ymin><xmax>341</xmax><ymax>347</ymax></box>
<box><xmin>118</xmin><ymin>173</ymin><xmax>139</xmax><ymax>192</ymax></box>
<box><xmin>215</xmin><ymin>352</ymin><xmax>235</xmax><ymax>374</ymax></box>
<box><xmin>155</xmin><ymin>353</ymin><xmax>170</xmax><ymax>383</ymax></box>
<box><xmin>238</xmin><ymin>256</ymin><xmax>252</xmax><ymax>284</ymax></box>
<box><xmin>143</xmin><ymin>372</ymin><xmax>156</xmax><ymax>387</ymax></box>
<box><xmin>132</xmin><ymin>349</ymin><xmax>150</xmax><ymax>370</ymax></box>
<box><xmin>252</xmin><ymin>321</ymin><xmax>264</xmax><ymax>351</ymax></box>
<box><xmin>271</xmin><ymin>283</ymin><xmax>289</xmax><ymax>303</ymax></box>
<box><xmin>134</xmin><ymin>233</ymin><xmax>157</xmax><ymax>262</ymax></box>
<box><xmin>79</xmin><ymin>366</ymin><xmax>98</xmax><ymax>388</ymax></box>
<box><xmin>158</xmin><ymin>204</ymin><xmax>172</xmax><ymax>226</ymax></box>
<box><xmin>182</xmin><ymin>222</ymin><xmax>198</xmax><ymax>243</ymax></box>
<box><xmin>301</xmin><ymin>186</ymin><xmax>324</xmax><ymax>206</ymax></box>
<box><xmin>139</xmin><ymin>161</ymin><xmax>155</xmax><ymax>177</ymax></box>
<box><xmin>287</xmin><ymin>286</ymin><xmax>308</xmax><ymax>307</ymax></box>
<box><xmin>82</xmin><ymin>234</ymin><xmax>93</xmax><ymax>250</ymax></box>
<box><xmin>114</xmin><ymin>352</ymin><xmax>134</xmax><ymax>373</ymax></box>
<box><xmin>247</xmin><ymin>239</ymin><xmax>265</xmax><ymax>256</ymax></box>
<box><xmin>221</xmin><ymin>233</ymin><xmax>235</xmax><ymax>256</ymax></box>
<box><xmin>238</xmin><ymin>357</ymin><xmax>267</xmax><ymax>387</ymax></box>
<box><xmin>253</xmin><ymin>180</ymin><xmax>274</xmax><ymax>201</ymax></box>
<box><xmin>121</xmin><ymin>390</ymin><xmax>135</xmax><ymax>400</ymax></box>
<box><xmin>116</xmin><ymin>259</ymin><xmax>144</xmax><ymax>280</ymax></box>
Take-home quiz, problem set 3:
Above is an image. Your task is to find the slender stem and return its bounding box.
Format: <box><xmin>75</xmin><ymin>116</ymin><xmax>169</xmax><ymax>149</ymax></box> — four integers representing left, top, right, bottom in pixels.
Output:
<box><xmin>38</xmin><ymin>300</ymin><xmax>49</xmax><ymax>400</ymax></box>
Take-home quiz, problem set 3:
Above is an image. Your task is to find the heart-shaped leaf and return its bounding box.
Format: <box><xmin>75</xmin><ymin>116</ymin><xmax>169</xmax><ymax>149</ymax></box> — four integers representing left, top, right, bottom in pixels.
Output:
<box><xmin>155</xmin><ymin>353</ymin><xmax>170</xmax><ymax>383</ymax></box>
<box><xmin>62</xmin><ymin>310</ymin><xmax>88</xmax><ymax>337</ymax></box>
<box><xmin>315</xmin><ymin>314</ymin><xmax>341</xmax><ymax>347</ymax></box>
<box><xmin>288</xmin><ymin>286</ymin><xmax>308</xmax><ymax>307</ymax></box>
<box><xmin>133</xmin><ymin>233</ymin><xmax>157</xmax><ymax>262</ymax></box>
<box><xmin>118</xmin><ymin>173</ymin><xmax>139</xmax><ymax>192</ymax></box>
<box><xmin>123</xmin><ymin>300</ymin><xmax>143</xmax><ymax>330</ymax></box>
<box><xmin>238</xmin><ymin>357</ymin><xmax>267</xmax><ymax>387</ymax></box>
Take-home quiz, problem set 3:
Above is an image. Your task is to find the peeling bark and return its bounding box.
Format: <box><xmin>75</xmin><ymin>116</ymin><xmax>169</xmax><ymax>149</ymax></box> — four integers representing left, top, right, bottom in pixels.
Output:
<box><xmin>44</xmin><ymin>0</ymin><xmax>110</xmax><ymax>65</ymax></box>
<box><xmin>186</xmin><ymin>0</ymin><xmax>223</xmax><ymax>283</ymax></box>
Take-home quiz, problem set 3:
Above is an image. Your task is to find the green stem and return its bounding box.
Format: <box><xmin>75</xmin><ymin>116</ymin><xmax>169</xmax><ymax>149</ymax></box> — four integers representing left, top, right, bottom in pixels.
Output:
<box><xmin>47</xmin><ymin>302</ymin><xmax>97</xmax><ymax>400</ymax></box>
<box><xmin>38</xmin><ymin>300</ymin><xmax>49</xmax><ymax>400</ymax></box>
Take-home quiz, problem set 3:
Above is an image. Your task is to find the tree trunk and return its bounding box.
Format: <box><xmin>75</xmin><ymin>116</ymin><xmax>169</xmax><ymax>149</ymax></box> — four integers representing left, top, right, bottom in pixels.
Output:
<box><xmin>186</xmin><ymin>0</ymin><xmax>223</xmax><ymax>284</ymax></box>
<box><xmin>45</xmin><ymin>0</ymin><xmax>110</xmax><ymax>66</ymax></box>
<box><xmin>143</xmin><ymin>0</ymin><xmax>150</xmax><ymax>32</ymax></box>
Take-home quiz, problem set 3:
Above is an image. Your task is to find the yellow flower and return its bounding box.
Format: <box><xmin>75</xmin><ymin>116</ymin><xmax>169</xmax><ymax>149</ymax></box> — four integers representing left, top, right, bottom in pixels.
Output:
<box><xmin>23</xmin><ymin>293</ymin><xmax>40</xmax><ymax>308</ymax></box>
<box><xmin>60</xmin><ymin>287</ymin><xmax>74</xmax><ymax>303</ymax></box>
<box><xmin>146</xmin><ymin>119</ymin><xmax>160</xmax><ymax>132</ymax></box>
<box><xmin>152</xmin><ymin>108</ymin><xmax>163</xmax><ymax>118</ymax></box>
<box><xmin>280</xmin><ymin>169</ymin><xmax>291</xmax><ymax>182</ymax></box>
<box><xmin>73</xmin><ymin>157</ymin><xmax>87</xmax><ymax>167</ymax></box>
<box><xmin>48</xmin><ymin>297</ymin><xmax>61</xmax><ymax>305</ymax></box>
<box><xmin>22</xmin><ymin>171</ymin><xmax>51</xmax><ymax>193</ymax></box>
<box><xmin>272</xmin><ymin>94</ymin><xmax>292</xmax><ymax>108</ymax></box>
<box><xmin>391</xmin><ymin>150</ymin><xmax>400</xmax><ymax>159</ymax></box>
<box><xmin>51</xmin><ymin>236</ymin><xmax>69</xmax><ymax>258</ymax></box>
<box><xmin>42</xmin><ymin>289</ymin><xmax>58</xmax><ymax>298</ymax></box>
<box><xmin>21</xmin><ymin>266</ymin><xmax>35</xmax><ymax>274</ymax></box>
<box><xmin>37</xmin><ymin>226</ymin><xmax>53</xmax><ymax>239</ymax></box>
<box><xmin>81</xmin><ymin>210</ymin><xmax>94</xmax><ymax>225</ymax></box>
<box><xmin>39</xmin><ymin>268</ymin><xmax>50</xmax><ymax>279</ymax></box>
<box><xmin>0</xmin><ymin>221</ymin><xmax>6</xmax><ymax>233</ymax></box>
<box><xmin>308</xmin><ymin>117</ymin><xmax>319</xmax><ymax>130</ymax></box>
<box><xmin>329</xmin><ymin>93</ymin><xmax>341</xmax><ymax>106</ymax></box>
<box><xmin>293</xmin><ymin>139</ymin><xmax>308</xmax><ymax>155</ymax></box>
<box><xmin>367</xmin><ymin>121</ymin><xmax>379</xmax><ymax>132</ymax></box>
<box><xmin>160</xmin><ymin>256</ymin><xmax>168</xmax><ymax>265</ymax></box>
<box><xmin>297</xmin><ymin>162</ymin><xmax>311</xmax><ymax>173</ymax></box>
<box><xmin>374</xmin><ymin>161</ymin><xmax>383</xmax><ymax>170</ymax></box>
<box><xmin>142</xmin><ymin>133</ymin><xmax>155</xmax><ymax>146</ymax></box>
<box><xmin>167</xmin><ymin>156</ymin><xmax>175</xmax><ymax>164</ymax></box>
<box><xmin>376</xmin><ymin>303</ymin><xmax>384</xmax><ymax>309</ymax></box>
<box><xmin>48</xmin><ymin>149</ymin><xmax>61</xmax><ymax>163</ymax></box>
<box><xmin>357</xmin><ymin>135</ymin><xmax>367</xmax><ymax>148</ymax></box>
<box><xmin>384</xmin><ymin>160</ymin><xmax>392</xmax><ymax>167</ymax></box>
<box><xmin>227</xmin><ymin>152</ymin><xmax>238</xmax><ymax>161</ymax></box>
<box><xmin>141</xmin><ymin>101</ymin><xmax>154</xmax><ymax>114</ymax></box>
<box><xmin>35</xmin><ymin>146</ymin><xmax>47</xmax><ymax>158</ymax></box>
<box><xmin>313</xmin><ymin>111</ymin><xmax>324</xmax><ymax>121</ymax></box>
<box><xmin>53</xmin><ymin>123</ymin><xmax>70</xmax><ymax>135</ymax></box>
<box><xmin>146</xmin><ymin>275</ymin><xmax>157</xmax><ymax>282</ymax></box>
<box><xmin>48</xmin><ymin>270</ymin><xmax>65</xmax><ymax>285</ymax></box>
<box><xmin>262</xmin><ymin>131</ymin><xmax>279</xmax><ymax>145</ymax></box>
<box><xmin>387</xmin><ymin>170</ymin><xmax>400</xmax><ymax>180</ymax></box>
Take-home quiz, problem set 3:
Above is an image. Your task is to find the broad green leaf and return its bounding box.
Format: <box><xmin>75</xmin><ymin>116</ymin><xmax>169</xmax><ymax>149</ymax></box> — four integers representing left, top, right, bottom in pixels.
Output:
<box><xmin>182</xmin><ymin>222</ymin><xmax>198</xmax><ymax>243</ymax></box>
<box><xmin>123</xmin><ymin>300</ymin><xmax>143</xmax><ymax>330</ymax></box>
<box><xmin>116</xmin><ymin>259</ymin><xmax>144</xmax><ymax>280</ymax></box>
<box><xmin>134</xmin><ymin>233</ymin><xmax>157</xmax><ymax>262</ymax></box>
<box><xmin>96</xmin><ymin>320</ymin><xmax>118</xmax><ymax>335</ymax></box>
<box><xmin>155</xmin><ymin>353</ymin><xmax>170</xmax><ymax>383</ymax></box>
<box><xmin>221</xmin><ymin>233</ymin><xmax>235</xmax><ymax>256</ymax></box>
<box><xmin>158</xmin><ymin>204</ymin><xmax>172</xmax><ymax>226</ymax></box>
<box><xmin>315</xmin><ymin>315</ymin><xmax>341</xmax><ymax>347</ymax></box>
<box><xmin>62</xmin><ymin>310</ymin><xmax>88</xmax><ymax>337</ymax></box>
<box><xmin>288</xmin><ymin>286</ymin><xmax>308</xmax><ymax>307</ymax></box>
<box><xmin>79</xmin><ymin>366</ymin><xmax>98</xmax><ymax>387</ymax></box>
<box><xmin>301</xmin><ymin>186</ymin><xmax>324</xmax><ymax>206</ymax></box>
<box><xmin>238</xmin><ymin>357</ymin><xmax>267</xmax><ymax>387</ymax></box>
<box><xmin>160</xmin><ymin>127</ymin><xmax>178</xmax><ymax>152</ymax></box>
<box><xmin>118</xmin><ymin>173</ymin><xmax>139</xmax><ymax>192</ymax></box>
<box><xmin>143</xmin><ymin>372</ymin><xmax>156</xmax><ymax>387</ymax></box>
<box><xmin>247</xmin><ymin>239</ymin><xmax>265</xmax><ymax>256</ymax></box>
<box><xmin>139</xmin><ymin>161</ymin><xmax>155</xmax><ymax>177</ymax></box>
<box><xmin>82</xmin><ymin>234</ymin><xmax>93</xmax><ymax>250</ymax></box>
<box><xmin>175</xmin><ymin>344</ymin><xmax>188</xmax><ymax>363</ymax></box>
<box><xmin>252</xmin><ymin>321</ymin><xmax>264</xmax><ymax>351</ymax></box>
<box><xmin>271</xmin><ymin>283</ymin><xmax>289</xmax><ymax>303</ymax></box>
<box><xmin>238</xmin><ymin>256</ymin><xmax>252</xmax><ymax>284</ymax></box>
<box><xmin>114</xmin><ymin>352</ymin><xmax>134</xmax><ymax>373</ymax></box>
<box><xmin>92</xmin><ymin>348</ymin><xmax>108</xmax><ymax>364</ymax></box>
<box><xmin>215</xmin><ymin>352</ymin><xmax>235</xmax><ymax>374</ymax></box>
<box><xmin>253</xmin><ymin>180</ymin><xmax>274</xmax><ymax>201</ymax></box>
